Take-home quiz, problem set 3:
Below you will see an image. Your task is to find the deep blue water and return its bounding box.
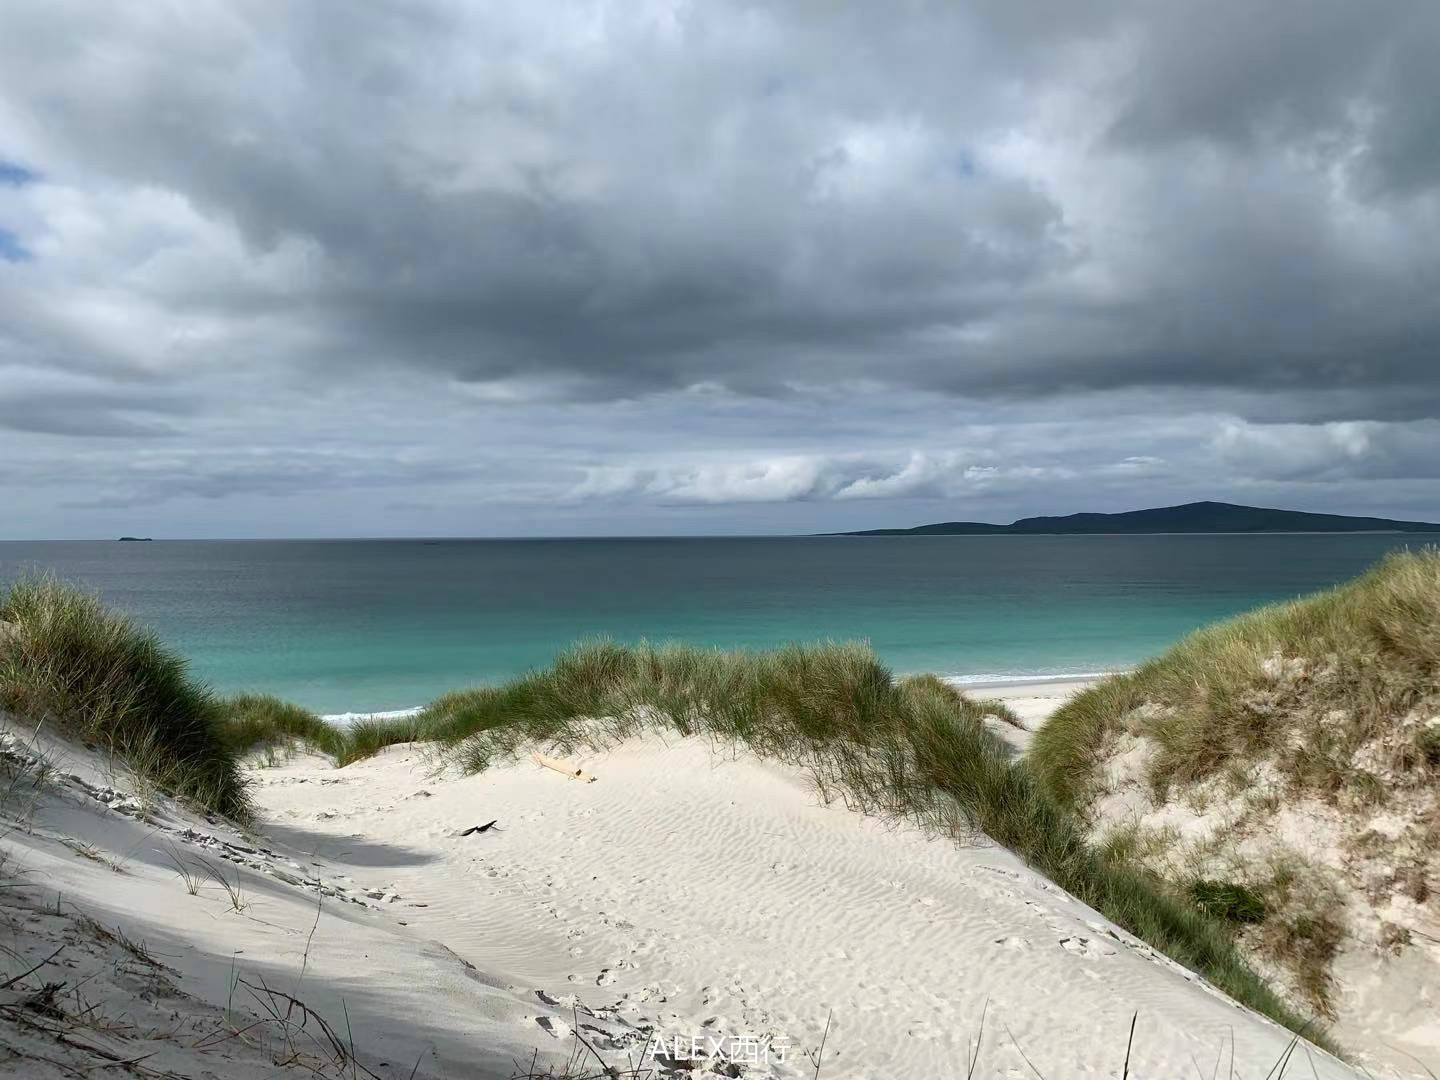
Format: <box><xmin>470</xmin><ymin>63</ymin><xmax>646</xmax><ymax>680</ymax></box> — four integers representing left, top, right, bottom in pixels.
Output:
<box><xmin>0</xmin><ymin>535</ymin><xmax>1423</xmax><ymax>714</ymax></box>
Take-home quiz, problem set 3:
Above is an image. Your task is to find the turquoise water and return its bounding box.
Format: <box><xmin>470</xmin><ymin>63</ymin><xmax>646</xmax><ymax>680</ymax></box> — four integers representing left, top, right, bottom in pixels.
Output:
<box><xmin>0</xmin><ymin>535</ymin><xmax>1423</xmax><ymax>714</ymax></box>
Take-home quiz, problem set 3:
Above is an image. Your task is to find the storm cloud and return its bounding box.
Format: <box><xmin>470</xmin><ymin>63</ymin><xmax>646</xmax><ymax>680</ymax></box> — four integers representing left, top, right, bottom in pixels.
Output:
<box><xmin>1</xmin><ymin>1</ymin><xmax>1437</xmax><ymax>536</ymax></box>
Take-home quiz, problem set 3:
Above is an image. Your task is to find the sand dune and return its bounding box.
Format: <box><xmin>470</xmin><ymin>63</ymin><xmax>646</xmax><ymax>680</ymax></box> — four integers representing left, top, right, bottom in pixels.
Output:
<box><xmin>0</xmin><ymin>691</ymin><xmax>1390</xmax><ymax>1078</ymax></box>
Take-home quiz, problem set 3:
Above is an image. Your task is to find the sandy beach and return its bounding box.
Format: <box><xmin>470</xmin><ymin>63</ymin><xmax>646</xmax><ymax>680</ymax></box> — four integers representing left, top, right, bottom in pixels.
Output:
<box><xmin>7</xmin><ymin>0</ymin><xmax>1435</xmax><ymax>1069</ymax></box>
<box><xmin>952</xmin><ymin>677</ymin><xmax>1110</xmax><ymax>756</ymax></box>
<box><xmin>3</xmin><ymin>675</ymin><xmax>1390</xmax><ymax>1079</ymax></box>
<box><xmin>965</xmin><ymin>678</ymin><xmax>1108</xmax><ymax>726</ymax></box>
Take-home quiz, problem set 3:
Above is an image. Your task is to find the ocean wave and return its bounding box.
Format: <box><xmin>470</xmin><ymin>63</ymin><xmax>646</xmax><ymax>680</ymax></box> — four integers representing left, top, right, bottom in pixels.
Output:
<box><xmin>321</xmin><ymin>671</ymin><xmax>1116</xmax><ymax>721</ymax></box>
<box><xmin>320</xmin><ymin>705</ymin><xmax>424</xmax><ymax>725</ymax></box>
<box><xmin>940</xmin><ymin>670</ymin><xmax>1119</xmax><ymax>687</ymax></box>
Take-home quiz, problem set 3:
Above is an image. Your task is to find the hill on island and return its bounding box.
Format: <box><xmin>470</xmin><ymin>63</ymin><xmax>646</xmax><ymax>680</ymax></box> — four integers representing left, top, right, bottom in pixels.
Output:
<box><xmin>841</xmin><ymin>500</ymin><xmax>1440</xmax><ymax>536</ymax></box>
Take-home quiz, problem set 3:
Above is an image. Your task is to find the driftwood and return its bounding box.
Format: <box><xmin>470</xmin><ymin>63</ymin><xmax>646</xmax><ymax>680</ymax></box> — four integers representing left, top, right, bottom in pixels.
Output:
<box><xmin>531</xmin><ymin>752</ymin><xmax>598</xmax><ymax>783</ymax></box>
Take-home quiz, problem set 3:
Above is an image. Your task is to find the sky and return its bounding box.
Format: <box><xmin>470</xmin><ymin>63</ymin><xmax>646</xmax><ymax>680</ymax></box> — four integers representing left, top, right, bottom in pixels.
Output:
<box><xmin>1</xmin><ymin>1</ymin><xmax>1438</xmax><ymax>538</ymax></box>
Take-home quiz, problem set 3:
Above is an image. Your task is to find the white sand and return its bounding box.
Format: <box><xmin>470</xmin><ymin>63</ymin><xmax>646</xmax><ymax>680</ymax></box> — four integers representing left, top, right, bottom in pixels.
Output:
<box><xmin>0</xmin><ymin>685</ymin><xmax>1393</xmax><ymax>1078</ymax></box>
<box><xmin>951</xmin><ymin>677</ymin><xmax>1104</xmax><ymax>756</ymax></box>
<box><xmin>964</xmin><ymin>677</ymin><xmax>1105</xmax><ymax>725</ymax></box>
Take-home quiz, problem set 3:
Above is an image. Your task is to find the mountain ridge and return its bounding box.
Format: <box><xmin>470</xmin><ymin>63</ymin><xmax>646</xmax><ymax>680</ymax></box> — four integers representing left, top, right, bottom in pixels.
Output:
<box><xmin>838</xmin><ymin>500</ymin><xmax>1440</xmax><ymax>536</ymax></box>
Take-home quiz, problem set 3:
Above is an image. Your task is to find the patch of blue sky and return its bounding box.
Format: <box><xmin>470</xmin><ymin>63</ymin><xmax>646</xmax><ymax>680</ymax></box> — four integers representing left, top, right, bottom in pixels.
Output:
<box><xmin>0</xmin><ymin>226</ymin><xmax>31</xmax><ymax>262</ymax></box>
<box><xmin>0</xmin><ymin>160</ymin><xmax>38</xmax><ymax>186</ymax></box>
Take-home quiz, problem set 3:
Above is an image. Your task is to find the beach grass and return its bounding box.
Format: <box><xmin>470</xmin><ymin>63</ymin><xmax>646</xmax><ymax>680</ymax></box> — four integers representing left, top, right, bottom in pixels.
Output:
<box><xmin>215</xmin><ymin>693</ymin><xmax>342</xmax><ymax>759</ymax></box>
<box><xmin>1026</xmin><ymin>546</ymin><xmax>1440</xmax><ymax>1016</ymax></box>
<box><xmin>1029</xmin><ymin>547</ymin><xmax>1440</xmax><ymax>811</ymax></box>
<box><xmin>0</xmin><ymin>576</ymin><xmax>251</xmax><ymax>821</ymax></box>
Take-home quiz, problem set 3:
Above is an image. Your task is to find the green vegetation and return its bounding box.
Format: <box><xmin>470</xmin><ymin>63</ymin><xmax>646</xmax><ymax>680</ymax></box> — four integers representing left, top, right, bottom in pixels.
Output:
<box><xmin>0</xmin><ymin>577</ymin><xmax>251</xmax><ymax>821</ymax></box>
<box><xmin>1030</xmin><ymin>547</ymin><xmax>1440</xmax><ymax>812</ymax></box>
<box><xmin>1028</xmin><ymin>547</ymin><xmax>1440</xmax><ymax>1019</ymax></box>
<box><xmin>1189</xmin><ymin>880</ymin><xmax>1268</xmax><ymax>924</ymax></box>
<box><xmin>215</xmin><ymin>693</ymin><xmax>339</xmax><ymax>759</ymax></box>
<box><xmin>214</xmin><ymin>694</ymin><xmax>432</xmax><ymax>767</ymax></box>
<box><xmin>1</xmin><ymin>579</ymin><xmax>1340</xmax><ymax>1052</ymax></box>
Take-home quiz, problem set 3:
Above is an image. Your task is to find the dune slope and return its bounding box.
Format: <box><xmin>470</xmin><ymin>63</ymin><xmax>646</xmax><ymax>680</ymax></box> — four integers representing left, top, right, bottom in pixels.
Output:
<box><xmin>1030</xmin><ymin>549</ymin><xmax>1440</xmax><ymax>1072</ymax></box>
<box><xmin>250</xmin><ymin>734</ymin><xmax>1362</xmax><ymax>1078</ymax></box>
<box><xmin>2</xmin><ymin>714</ymin><xmax>1371</xmax><ymax>1078</ymax></box>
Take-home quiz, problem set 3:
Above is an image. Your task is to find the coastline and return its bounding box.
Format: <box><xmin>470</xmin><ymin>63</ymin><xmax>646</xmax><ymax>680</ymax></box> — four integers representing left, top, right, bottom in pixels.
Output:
<box><xmin>952</xmin><ymin>675</ymin><xmax>1106</xmax><ymax>728</ymax></box>
<box><xmin>319</xmin><ymin>673</ymin><xmax>1111</xmax><ymax>725</ymax></box>
<box><xmin>320</xmin><ymin>704</ymin><xmax>424</xmax><ymax>724</ymax></box>
<box><xmin>9</xmin><ymin>530</ymin><xmax>1416</xmax><ymax>717</ymax></box>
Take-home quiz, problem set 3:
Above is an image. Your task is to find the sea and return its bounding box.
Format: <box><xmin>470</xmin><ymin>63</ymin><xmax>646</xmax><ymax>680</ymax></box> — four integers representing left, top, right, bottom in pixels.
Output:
<box><xmin>0</xmin><ymin>534</ymin><xmax>1426</xmax><ymax>716</ymax></box>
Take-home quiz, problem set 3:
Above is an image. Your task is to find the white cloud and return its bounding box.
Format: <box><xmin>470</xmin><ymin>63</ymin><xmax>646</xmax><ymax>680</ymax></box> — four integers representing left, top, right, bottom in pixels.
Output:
<box><xmin>1215</xmin><ymin>419</ymin><xmax>1440</xmax><ymax>480</ymax></box>
<box><xmin>570</xmin><ymin>451</ymin><xmax>1064</xmax><ymax>506</ymax></box>
<box><xmin>1</xmin><ymin>1</ymin><xmax>1438</xmax><ymax>536</ymax></box>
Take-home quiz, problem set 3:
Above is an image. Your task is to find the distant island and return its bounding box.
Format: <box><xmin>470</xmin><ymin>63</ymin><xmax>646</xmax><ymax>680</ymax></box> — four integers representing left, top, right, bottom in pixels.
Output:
<box><xmin>117</xmin><ymin>536</ymin><xmax>153</xmax><ymax>542</ymax></box>
<box><xmin>839</xmin><ymin>500</ymin><xmax>1440</xmax><ymax>536</ymax></box>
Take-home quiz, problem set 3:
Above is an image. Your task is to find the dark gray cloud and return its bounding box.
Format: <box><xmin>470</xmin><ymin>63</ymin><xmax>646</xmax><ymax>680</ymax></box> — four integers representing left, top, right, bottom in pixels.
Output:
<box><xmin>0</xmin><ymin>389</ymin><xmax>181</xmax><ymax>437</ymax></box>
<box><xmin>0</xmin><ymin>1</ymin><xmax>1437</xmax><ymax>535</ymax></box>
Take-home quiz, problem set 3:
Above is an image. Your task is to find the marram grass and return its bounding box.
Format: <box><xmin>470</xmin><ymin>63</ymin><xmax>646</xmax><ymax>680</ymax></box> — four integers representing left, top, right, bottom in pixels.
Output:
<box><xmin>1029</xmin><ymin>547</ymin><xmax>1440</xmax><ymax>810</ymax></box>
<box><xmin>0</xmin><ymin>576</ymin><xmax>251</xmax><ymax>821</ymax></box>
<box><xmin>1027</xmin><ymin>546</ymin><xmax>1440</xmax><ymax>1020</ymax></box>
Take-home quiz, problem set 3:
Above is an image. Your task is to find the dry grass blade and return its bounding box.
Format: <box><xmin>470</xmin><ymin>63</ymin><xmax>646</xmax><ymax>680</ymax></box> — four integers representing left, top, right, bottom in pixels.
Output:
<box><xmin>236</xmin><ymin>975</ymin><xmax>387</xmax><ymax>1079</ymax></box>
<box><xmin>1004</xmin><ymin>1020</ymin><xmax>1048</xmax><ymax>1079</ymax></box>
<box><xmin>0</xmin><ymin>942</ymin><xmax>65</xmax><ymax>989</ymax></box>
<box><xmin>810</xmin><ymin>1008</ymin><xmax>832</xmax><ymax>1078</ymax></box>
<box><xmin>159</xmin><ymin>846</ymin><xmax>205</xmax><ymax>896</ymax></box>
<box><xmin>967</xmin><ymin>996</ymin><xmax>989</xmax><ymax>1079</ymax></box>
<box><xmin>198</xmin><ymin>856</ymin><xmax>250</xmax><ymax>914</ymax></box>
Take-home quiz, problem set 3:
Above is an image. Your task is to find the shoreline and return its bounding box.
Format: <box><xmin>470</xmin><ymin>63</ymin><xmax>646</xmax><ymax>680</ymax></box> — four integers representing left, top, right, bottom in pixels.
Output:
<box><xmin>945</xmin><ymin>671</ymin><xmax>1118</xmax><ymax>691</ymax></box>
<box><xmin>950</xmin><ymin>675</ymin><xmax>1103</xmax><ymax>737</ymax></box>
<box><xmin>318</xmin><ymin>672</ymin><xmax>1113</xmax><ymax>724</ymax></box>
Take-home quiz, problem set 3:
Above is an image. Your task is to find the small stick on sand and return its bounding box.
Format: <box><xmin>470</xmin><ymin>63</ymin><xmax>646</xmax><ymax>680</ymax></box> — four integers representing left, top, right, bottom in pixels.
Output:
<box><xmin>531</xmin><ymin>752</ymin><xmax>597</xmax><ymax>783</ymax></box>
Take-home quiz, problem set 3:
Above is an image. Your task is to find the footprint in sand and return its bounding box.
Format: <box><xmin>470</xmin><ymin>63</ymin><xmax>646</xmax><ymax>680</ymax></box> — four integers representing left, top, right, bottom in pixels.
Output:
<box><xmin>1058</xmin><ymin>935</ymin><xmax>1115</xmax><ymax>958</ymax></box>
<box><xmin>535</xmin><ymin>1015</ymin><xmax>570</xmax><ymax>1039</ymax></box>
<box><xmin>579</xmin><ymin>1024</ymin><xmax>624</xmax><ymax>1051</ymax></box>
<box><xmin>1084</xmin><ymin>919</ymin><xmax>1126</xmax><ymax>944</ymax></box>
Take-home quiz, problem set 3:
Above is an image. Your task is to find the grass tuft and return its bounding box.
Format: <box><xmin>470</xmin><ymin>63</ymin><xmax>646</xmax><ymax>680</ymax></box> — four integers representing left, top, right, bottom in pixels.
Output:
<box><xmin>1028</xmin><ymin>547</ymin><xmax>1440</xmax><ymax>1020</ymax></box>
<box><xmin>216</xmin><ymin>693</ymin><xmax>340</xmax><ymax>759</ymax></box>
<box><xmin>1190</xmin><ymin>880</ymin><xmax>1268</xmax><ymax>924</ymax></box>
<box><xmin>0</xmin><ymin>576</ymin><xmax>251</xmax><ymax>821</ymax></box>
<box><xmin>1030</xmin><ymin>547</ymin><xmax>1440</xmax><ymax>811</ymax></box>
